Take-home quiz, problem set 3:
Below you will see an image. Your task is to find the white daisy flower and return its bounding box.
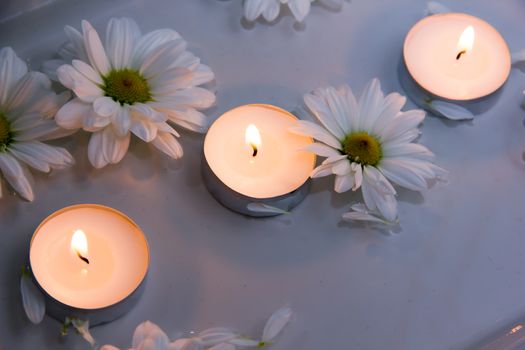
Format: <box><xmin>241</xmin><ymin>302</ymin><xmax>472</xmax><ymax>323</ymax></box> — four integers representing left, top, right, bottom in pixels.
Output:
<box><xmin>44</xmin><ymin>18</ymin><xmax>216</xmax><ymax>169</ymax></box>
<box><xmin>290</xmin><ymin>79</ymin><xmax>447</xmax><ymax>224</ymax></box>
<box><xmin>243</xmin><ymin>0</ymin><xmax>345</xmax><ymax>23</ymax></box>
<box><xmin>0</xmin><ymin>47</ymin><xmax>74</xmax><ymax>201</ymax></box>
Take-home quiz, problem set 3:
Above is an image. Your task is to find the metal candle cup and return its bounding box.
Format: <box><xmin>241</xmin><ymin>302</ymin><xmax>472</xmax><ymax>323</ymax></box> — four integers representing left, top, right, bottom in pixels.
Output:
<box><xmin>202</xmin><ymin>104</ymin><xmax>316</xmax><ymax>217</ymax></box>
<box><xmin>29</xmin><ymin>204</ymin><xmax>149</xmax><ymax>326</ymax></box>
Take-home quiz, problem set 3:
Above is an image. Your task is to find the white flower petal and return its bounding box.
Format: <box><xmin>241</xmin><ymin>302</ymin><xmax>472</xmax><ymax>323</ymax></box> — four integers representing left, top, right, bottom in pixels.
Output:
<box><xmin>10</xmin><ymin>142</ymin><xmax>74</xmax><ymax>171</ymax></box>
<box><xmin>20</xmin><ymin>271</ymin><xmax>45</xmax><ymax>324</ymax></box>
<box><xmin>342</xmin><ymin>208</ymin><xmax>393</xmax><ymax>225</ymax></box>
<box><xmin>379</xmin><ymin>160</ymin><xmax>428</xmax><ymax>191</ymax></box>
<box><xmin>192</xmin><ymin>64</ymin><xmax>215</xmax><ymax>86</ymax></box>
<box><xmin>5</xmin><ymin>71</ymin><xmax>51</xmax><ymax>112</ymax></box>
<box><xmin>151</xmin><ymin>131</ymin><xmax>183</xmax><ymax>159</ymax></box>
<box><xmin>311</xmin><ymin>163</ymin><xmax>335</xmax><ymax>178</ymax></box>
<box><xmin>57</xmin><ymin>64</ymin><xmax>103</xmax><ymax>102</ymax></box>
<box><xmin>289</xmin><ymin>120</ymin><xmax>341</xmax><ymax>150</ymax></box>
<box><xmin>101</xmin><ymin>128</ymin><xmax>130</xmax><ymax>164</ymax></box>
<box><xmin>71</xmin><ymin>319</ymin><xmax>96</xmax><ymax>347</ymax></box>
<box><xmin>244</xmin><ymin>0</ymin><xmax>269</xmax><ymax>21</ymax></box>
<box><xmin>304</xmin><ymin>90</ymin><xmax>345</xmax><ymax>139</ymax></box>
<box><xmin>324</xmin><ymin>86</ymin><xmax>353</xmax><ymax>134</ymax></box>
<box><xmin>130</xmin><ymin>118</ymin><xmax>158</xmax><ymax>142</ymax></box>
<box><xmin>139</xmin><ymin>39</ymin><xmax>187</xmax><ymax>79</ymax></box>
<box><xmin>11</xmin><ymin>112</ymin><xmax>77</xmax><ymax>142</ymax></box>
<box><xmin>93</xmin><ymin>96</ymin><xmax>119</xmax><ymax>118</ymax></box>
<box><xmin>336</xmin><ymin>84</ymin><xmax>359</xmax><ymax>131</ymax></box>
<box><xmin>322</xmin><ymin>154</ymin><xmax>348</xmax><ymax>165</ymax></box>
<box><xmin>131</xmin><ymin>103</ymin><xmax>167</xmax><ymax>123</ymax></box>
<box><xmin>106</xmin><ymin>17</ymin><xmax>141</xmax><ymax>69</ymax></box>
<box><xmin>262</xmin><ymin>0</ymin><xmax>281</xmax><ymax>21</ymax></box>
<box><xmin>9</xmin><ymin>148</ymin><xmax>50</xmax><ymax>173</ymax></box>
<box><xmin>262</xmin><ymin>307</ymin><xmax>292</xmax><ymax>342</ymax></box>
<box><xmin>382</xmin><ymin>109</ymin><xmax>425</xmax><ymax>142</ymax></box>
<box><xmin>55</xmin><ymin>98</ymin><xmax>91</xmax><ymax>130</ymax></box>
<box><xmin>132</xmin><ymin>29</ymin><xmax>182</xmax><ymax>69</ymax></box>
<box><xmin>13</xmin><ymin>118</ymin><xmax>72</xmax><ymax>142</ymax></box>
<box><xmin>198</xmin><ymin>328</ymin><xmax>237</xmax><ymax>347</ymax></box>
<box><xmin>83</xmin><ymin>110</ymin><xmax>111</xmax><ymax>132</ymax></box>
<box><xmin>382</xmin><ymin>142</ymin><xmax>434</xmax><ymax>161</ymax></box>
<box><xmin>0</xmin><ymin>47</ymin><xmax>29</xmax><ymax>106</ymax></box>
<box><xmin>0</xmin><ymin>153</ymin><xmax>34</xmax><ymax>201</ymax></box>
<box><xmin>14</xmin><ymin>89</ymin><xmax>70</xmax><ymax>120</ymax></box>
<box><xmin>132</xmin><ymin>321</ymin><xmax>170</xmax><ymax>350</ymax></box>
<box><xmin>81</xmin><ymin>20</ymin><xmax>111</xmax><ymax>75</ymax></box>
<box><xmin>429</xmin><ymin>100</ymin><xmax>474</xmax><ymax>120</ymax></box>
<box><xmin>64</xmin><ymin>24</ymin><xmax>89</xmax><ymax>62</ymax></box>
<box><xmin>334</xmin><ymin>174</ymin><xmax>354</xmax><ymax>193</ymax></box>
<box><xmin>150</xmin><ymin>67</ymin><xmax>194</xmax><ymax>96</ymax></box>
<box><xmin>362</xmin><ymin>167</ymin><xmax>398</xmax><ymax>222</ymax></box>
<box><xmin>331</xmin><ymin>159</ymin><xmax>351</xmax><ymax>175</ymax></box>
<box><xmin>301</xmin><ymin>142</ymin><xmax>340</xmax><ymax>158</ymax></box>
<box><xmin>157</xmin><ymin>87</ymin><xmax>215</xmax><ymax>109</ymax></box>
<box><xmin>352</xmin><ymin>163</ymin><xmax>363</xmax><ymax>190</ymax></box>
<box><xmin>87</xmin><ymin>131</ymin><xmax>109</xmax><ymax>169</ymax></box>
<box><xmin>372</xmin><ymin>92</ymin><xmax>406</xmax><ymax>136</ymax></box>
<box><xmin>363</xmin><ymin>165</ymin><xmax>396</xmax><ymax>195</ymax></box>
<box><xmin>357</xmin><ymin>78</ymin><xmax>384</xmax><ymax>131</ymax></box>
<box><xmin>157</xmin><ymin>121</ymin><xmax>181</xmax><ymax>136</ymax></box>
<box><xmin>112</xmin><ymin>105</ymin><xmax>132</xmax><ymax>137</ymax></box>
<box><xmin>149</xmin><ymin>102</ymin><xmax>209</xmax><ymax>133</ymax></box>
<box><xmin>287</xmin><ymin>0</ymin><xmax>311</xmax><ymax>22</ymax></box>
<box><xmin>72</xmin><ymin>59</ymin><xmax>103</xmax><ymax>85</ymax></box>
<box><xmin>171</xmin><ymin>51</ymin><xmax>200</xmax><ymax>71</ymax></box>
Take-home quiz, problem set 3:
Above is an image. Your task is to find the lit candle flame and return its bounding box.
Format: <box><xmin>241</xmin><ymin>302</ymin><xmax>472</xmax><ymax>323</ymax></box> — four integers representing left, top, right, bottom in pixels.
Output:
<box><xmin>71</xmin><ymin>229</ymin><xmax>89</xmax><ymax>264</ymax></box>
<box><xmin>456</xmin><ymin>25</ymin><xmax>475</xmax><ymax>60</ymax></box>
<box><xmin>245</xmin><ymin>124</ymin><xmax>261</xmax><ymax>157</ymax></box>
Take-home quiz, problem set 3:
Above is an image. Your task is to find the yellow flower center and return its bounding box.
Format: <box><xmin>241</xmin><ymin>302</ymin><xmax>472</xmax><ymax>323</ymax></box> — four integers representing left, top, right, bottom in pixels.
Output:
<box><xmin>102</xmin><ymin>69</ymin><xmax>152</xmax><ymax>105</ymax></box>
<box><xmin>342</xmin><ymin>131</ymin><xmax>382</xmax><ymax>166</ymax></box>
<box><xmin>0</xmin><ymin>113</ymin><xmax>12</xmax><ymax>152</ymax></box>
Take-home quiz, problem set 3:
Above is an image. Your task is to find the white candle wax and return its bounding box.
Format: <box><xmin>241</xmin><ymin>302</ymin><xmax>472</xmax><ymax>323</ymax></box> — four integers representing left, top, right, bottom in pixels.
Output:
<box><xmin>30</xmin><ymin>204</ymin><xmax>149</xmax><ymax>310</ymax></box>
<box><xmin>204</xmin><ymin>104</ymin><xmax>315</xmax><ymax>199</ymax></box>
<box><xmin>404</xmin><ymin>13</ymin><xmax>510</xmax><ymax>101</ymax></box>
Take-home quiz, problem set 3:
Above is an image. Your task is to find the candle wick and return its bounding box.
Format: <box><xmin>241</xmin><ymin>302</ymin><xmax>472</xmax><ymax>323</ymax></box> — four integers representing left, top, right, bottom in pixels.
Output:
<box><xmin>251</xmin><ymin>145</ymin><xmax>258</xmax><ymax>157</ymax></box>
<box><xmin>456</xmin><ymin>50</ymin><xmax>467</xmax><ymax>60</ymax></box>
<box><xmin>77</xmin><ymin>251</ymin><xmax>90</xmax><ymax>265</ymax></box>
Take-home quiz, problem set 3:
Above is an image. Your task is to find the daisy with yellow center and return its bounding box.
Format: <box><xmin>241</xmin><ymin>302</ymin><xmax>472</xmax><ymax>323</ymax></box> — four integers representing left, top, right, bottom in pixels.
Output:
<box><xmin>45</xmin><ymin>18</ymin><xmax>215</xmax><ymax>169</ymax></box>
<box><xmin>290</xmin><ymin>79</ymin><xmax>447</xmax><ymax>224</ymax></box>
<box><xmin>0</xmin><ymin>47</ymin><xmax>74</xmax><ymax>201</ymax></box>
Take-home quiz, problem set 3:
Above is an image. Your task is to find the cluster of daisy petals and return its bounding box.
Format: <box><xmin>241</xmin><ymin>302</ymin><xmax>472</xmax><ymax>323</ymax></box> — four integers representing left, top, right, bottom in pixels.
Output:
<box><xmin>0</xmin><ymin>17</ymin><xmax>215</xmax><ymax>201</ymax></box>
<box><xmin>99</xmin><ymin>307</ymin><xmax>292</xmax><ymax>350</ymax></box>
<box><xmin>291</xmin><ymin>79</ymin><xmax>447</xmax><ymax>224</ymax></box>
<box><xmin>243</xmin><ymin>0</ymin><xmax>346</xmax><ymax>23</ymax></box>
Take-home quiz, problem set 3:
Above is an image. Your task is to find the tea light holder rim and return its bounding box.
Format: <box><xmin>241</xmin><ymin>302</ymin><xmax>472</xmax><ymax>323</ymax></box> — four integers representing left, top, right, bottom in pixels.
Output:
<box><xmin>29</xmin><ymin>203</ymin><xmax>150</xmax><ymax>325</ymax></box>
<box><xmin>403</xmin><ymin>12</ymin><xmax>512</xmax><ymax>102</ymax></box>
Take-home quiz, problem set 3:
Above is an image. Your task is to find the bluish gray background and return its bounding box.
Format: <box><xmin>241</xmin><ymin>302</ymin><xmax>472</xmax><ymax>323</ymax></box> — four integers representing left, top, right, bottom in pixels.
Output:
<box><xmin>1</xmin><ymin>0</ymin><xmax>525</xmax><ymax>349</ymax></box>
